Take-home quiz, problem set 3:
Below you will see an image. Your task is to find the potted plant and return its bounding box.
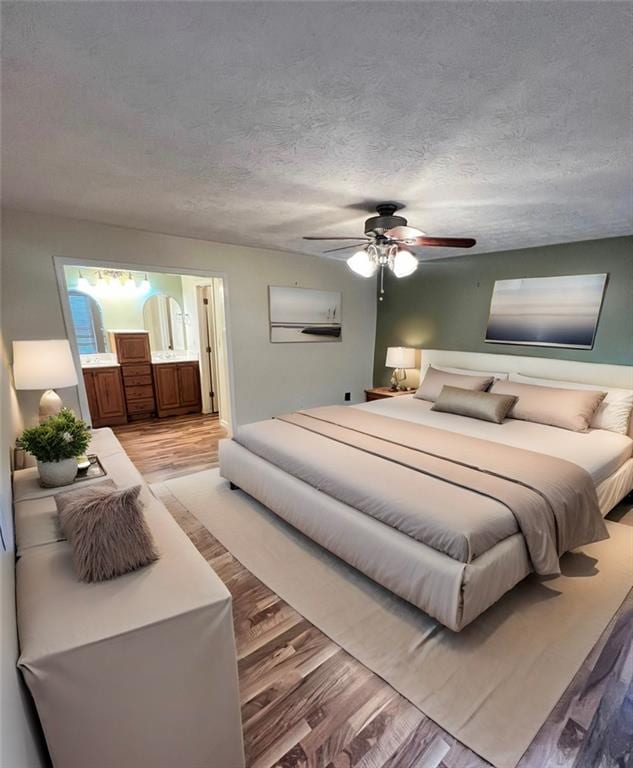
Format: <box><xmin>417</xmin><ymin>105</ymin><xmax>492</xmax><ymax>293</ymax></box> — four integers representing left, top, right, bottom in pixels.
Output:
<box><xmin>17</xmin><ymin>408</ymin><xmax>90</xmax><ymax>488</ymax></box>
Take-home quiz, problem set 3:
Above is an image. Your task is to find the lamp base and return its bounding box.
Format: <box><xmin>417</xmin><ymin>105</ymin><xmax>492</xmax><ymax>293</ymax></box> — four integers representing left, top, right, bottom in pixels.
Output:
<box><xmin>389</xmin><ymin>368</ymin><xmax>405</xmax><ymax>391</ymax></box>
<box><xmin>39</xmin><ymin>389</ymin><xmax>63</xmax><ymax>423</ymax></box>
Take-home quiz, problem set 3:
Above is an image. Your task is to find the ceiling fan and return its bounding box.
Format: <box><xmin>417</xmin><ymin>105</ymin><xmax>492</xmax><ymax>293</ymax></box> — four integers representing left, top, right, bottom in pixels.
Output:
<box><xmin>304</xmin><ymin>203</ymin><xmax>476</xmax><ymax>298</ymax></box>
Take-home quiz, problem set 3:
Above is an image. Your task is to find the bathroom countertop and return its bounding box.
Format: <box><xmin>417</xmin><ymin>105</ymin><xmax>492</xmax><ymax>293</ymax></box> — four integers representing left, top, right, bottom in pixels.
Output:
<box><xmin>80</xmin><ymin>355</ymin><xmax>120</xmax><ymax>368</ymax></box>
<box><xmin>151</xmin><ymin>354</ymin><xmax>200</xmax><ymax>364</ymax></box>
<box><xmin>80</xmin><ymin>353</ymin><xmax>199</xmax><ymax>367</ymax></box>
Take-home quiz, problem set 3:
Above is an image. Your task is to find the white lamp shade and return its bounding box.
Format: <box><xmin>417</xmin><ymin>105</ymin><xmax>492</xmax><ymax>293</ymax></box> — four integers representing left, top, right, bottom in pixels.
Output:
<box><xmin>13</xmin><ymin>340</ymin><xmax>78</xmax><ymax>390</ymax></box>
<box><xmin>385</xmin><ymin>346</ymin><xmax>416</xmax><ymax>369</ymax></box>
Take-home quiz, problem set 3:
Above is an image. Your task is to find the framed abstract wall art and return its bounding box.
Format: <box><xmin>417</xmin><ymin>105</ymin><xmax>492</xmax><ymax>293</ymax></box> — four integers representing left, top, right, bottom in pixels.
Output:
<box><xmin>269</xmin><ymin>286</ymin><xmax>342</xmax><ymax>343</ymax></box>
<box><xmin>485</xmin><ymin>273</ymin><xmax>607</xmax><ymax>349</ymax></box>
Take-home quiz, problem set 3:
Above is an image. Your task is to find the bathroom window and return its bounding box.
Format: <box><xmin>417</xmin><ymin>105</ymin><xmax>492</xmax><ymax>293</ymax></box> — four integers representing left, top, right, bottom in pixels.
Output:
<box><xmin>69</xmin><ymin>290</ymin><xmax>107</xmax><ymax>354</ymax></box>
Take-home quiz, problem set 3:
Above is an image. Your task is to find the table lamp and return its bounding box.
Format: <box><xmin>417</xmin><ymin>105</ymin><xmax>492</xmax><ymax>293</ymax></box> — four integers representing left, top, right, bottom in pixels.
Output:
<box><xmin>385</xmin><ymin>346</ymin><xmax>416</xmax><ymax>390</ymax></box>
<box><xmin>13</xmin><ymin>340</ymin><xmax>78</xmax><ymax>422</ymax></box>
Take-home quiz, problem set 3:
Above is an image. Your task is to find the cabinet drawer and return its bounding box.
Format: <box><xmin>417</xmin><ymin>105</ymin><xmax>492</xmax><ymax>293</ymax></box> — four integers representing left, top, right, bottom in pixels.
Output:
<box><xmin>123</xmin><ymin>374</ymin><xmax>152</xmax><ymax>387</ymax></box>
<box><xmin>125</xmin><ymin>385</ymin><xmax>154</xmax><ymax>400</ymax></box>
<box><xmin>126</xmin><ymin>398</ymin><xmax>155</xmax><ymax>414</ymax></box>
<box><xmin>122</xmin><ymin>365</ymin><xmax>152</xmax><ymax>378</ymax></box>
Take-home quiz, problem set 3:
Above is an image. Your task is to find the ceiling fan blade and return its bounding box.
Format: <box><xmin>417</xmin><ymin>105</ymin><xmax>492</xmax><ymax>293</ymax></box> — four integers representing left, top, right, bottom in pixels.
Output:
<box><xmin>385</xmin><ymin>225</ymin><xmax>425</xmax><ymax>240</ymax></box>
<box><xmin>409</xmin><ymin>236</ymin><xmax>476</xmax><ymax>248</ymax></box>
<box><xmin>322</xmin><ymin>242</ymin><xmax>369</xmax><ymax>254</ymax></box>
<box><xmin>303</xmin><ymin>236</ymin><xmax>370</xmax><ymax>241</ymax></box>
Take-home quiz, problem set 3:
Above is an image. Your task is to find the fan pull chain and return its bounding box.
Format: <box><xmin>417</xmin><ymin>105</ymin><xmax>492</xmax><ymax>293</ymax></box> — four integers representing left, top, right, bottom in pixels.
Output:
<box><xmin>379</xmin><ymin>265</ymin><xmax>385</xmax><ymax>301</ymax></box>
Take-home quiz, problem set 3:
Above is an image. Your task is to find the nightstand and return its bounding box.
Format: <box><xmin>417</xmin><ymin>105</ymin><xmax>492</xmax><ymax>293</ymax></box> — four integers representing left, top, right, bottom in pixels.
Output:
<box><xmin>364</xmin><ymin>386</ymin><xmax>415</xmax><ymax>402</ymax></box>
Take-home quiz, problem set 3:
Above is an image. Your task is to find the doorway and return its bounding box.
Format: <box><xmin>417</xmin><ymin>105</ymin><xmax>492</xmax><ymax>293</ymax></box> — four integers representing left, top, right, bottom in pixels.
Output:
<box><xmin>195</xmin><ymin>281</ymin><xmax>232</xmax><ymax>431</ymax></box>
<box><xmin>56</xmin><ymin>261</ymin><xmax>234</xmax><ymax>436</ymax></box>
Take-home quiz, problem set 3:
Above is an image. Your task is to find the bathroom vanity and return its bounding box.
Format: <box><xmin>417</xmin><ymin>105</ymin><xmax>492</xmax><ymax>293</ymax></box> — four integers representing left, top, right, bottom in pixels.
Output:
<box><xmin>82</xmin><ymin>331</ymin><xmax>202</xmax><ymax>426</ymax></box>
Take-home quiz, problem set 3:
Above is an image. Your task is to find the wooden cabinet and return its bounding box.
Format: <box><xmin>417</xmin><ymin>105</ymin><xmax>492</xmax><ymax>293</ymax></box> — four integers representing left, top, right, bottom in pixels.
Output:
<box><xmin>109</xmin><ymin>332</ymin><xmax>151</xmax><ymax>365</ymax></box>
<box><xmin>153</xmin><ymin>365</ymin><xmax>180</xmax><ymax>411</ymax></box>
<box><xmin>93</xmin><ymin>333</ymin><xmax>200</xmax><ymax>422</ymax></box>
<box><xmin>83</xmin><ymin>367</ymin><xmax>128</xmax><ymax>427</ymax></box>
<box><xmin>153</xmin><ymin>362</ymin><xmax>202</xmax><ymax>417</ymax></box>
<box><xmin>110</xmin><ymin>332</ymin><xmax>156</xmax><ymax>420</ymax></box>
<box><xmin>178</xmin><ymin>363</ymin><xmax>202</xmax><ymax>408</ymax></box>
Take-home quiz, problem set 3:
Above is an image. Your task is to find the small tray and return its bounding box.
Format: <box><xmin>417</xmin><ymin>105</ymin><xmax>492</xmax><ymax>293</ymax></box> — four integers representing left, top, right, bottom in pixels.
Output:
<box><xmin>73</xmin><ymin>454</ymin><xmax>107</xmax><ymax>483</ymax></box>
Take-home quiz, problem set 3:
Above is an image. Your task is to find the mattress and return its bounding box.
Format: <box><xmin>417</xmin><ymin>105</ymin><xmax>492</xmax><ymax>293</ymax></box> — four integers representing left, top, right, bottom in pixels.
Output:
<box><xmin>355</xmin><ymin>395</ymin><xmax>633</xmax><ymax>485</ymax></box>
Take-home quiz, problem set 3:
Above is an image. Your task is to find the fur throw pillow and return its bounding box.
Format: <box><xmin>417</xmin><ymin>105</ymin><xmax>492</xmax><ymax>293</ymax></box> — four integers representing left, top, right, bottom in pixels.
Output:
<box><xmin>57</xmin><ymin>484</ymin><xmax>159</xmax><ymax>583</ymax></box>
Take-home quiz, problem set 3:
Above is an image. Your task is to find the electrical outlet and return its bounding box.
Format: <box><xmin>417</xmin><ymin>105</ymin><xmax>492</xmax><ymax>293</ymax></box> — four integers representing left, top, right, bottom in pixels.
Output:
<box><xmin>344</xmin><ymin>392</ymin><xmax>351</xmax><ymax>402</ymax></box>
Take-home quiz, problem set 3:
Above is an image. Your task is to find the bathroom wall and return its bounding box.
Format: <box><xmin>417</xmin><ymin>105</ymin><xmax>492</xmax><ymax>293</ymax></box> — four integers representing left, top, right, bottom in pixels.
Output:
<box><xmin>64</xmin><ymin>266</ymin><xmax>185</xmax><ymax>342</ymax></box>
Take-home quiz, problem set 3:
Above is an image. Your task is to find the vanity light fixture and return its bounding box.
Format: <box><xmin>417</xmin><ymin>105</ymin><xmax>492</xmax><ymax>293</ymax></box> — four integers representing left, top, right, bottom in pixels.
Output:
<box><xmin>77</xmin><ymin>271</ymin><xmax>91</xmax><ymax>292</ymax></box>
<box><xmin>76</xmin><ymin>269</ymin><xmax>151</xmax><ymax>297</ymax></box>
<box><xmin>123</xmin><ymin>272</ymin><xmax>136</xmax><ymax>294</ymax></box>
<box><xmin>95</xmin><ymin>271</ymin><xmax>108</xmax><ymax>294</ymax></box>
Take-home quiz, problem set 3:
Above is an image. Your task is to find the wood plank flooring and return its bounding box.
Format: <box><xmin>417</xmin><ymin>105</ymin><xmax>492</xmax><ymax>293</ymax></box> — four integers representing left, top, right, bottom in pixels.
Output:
<box><xmin>129</xmin><ymin>415</ymin><xmax>632</xmax><ymax>767</ymax></box>
<box><xmin>112</xmin><ymin>413</ymin><xmax>226</xmax><ymax>483</ymax></box>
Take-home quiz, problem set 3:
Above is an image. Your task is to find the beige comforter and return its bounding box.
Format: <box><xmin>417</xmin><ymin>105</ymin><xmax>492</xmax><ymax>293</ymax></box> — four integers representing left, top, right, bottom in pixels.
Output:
<box><xmin>234</xmin><ymin>406</ymin><xmax>608</xmax><ymax>575</ymax></box>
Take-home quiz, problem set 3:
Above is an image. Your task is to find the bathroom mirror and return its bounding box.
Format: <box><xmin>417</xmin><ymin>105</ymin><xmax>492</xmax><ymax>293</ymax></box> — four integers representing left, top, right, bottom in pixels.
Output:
<box><xmin>143</xmin><ymin>294</ymin><xmax>186</xmax><ymax>351</ymax></box>
<box><xmin>68</xmin><ymin>290</ymin><xmax>109</xmax><ymax>354</ymax></box>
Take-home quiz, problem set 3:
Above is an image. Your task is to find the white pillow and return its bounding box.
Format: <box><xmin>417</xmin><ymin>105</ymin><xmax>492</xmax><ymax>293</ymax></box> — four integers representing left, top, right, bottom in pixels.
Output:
<box><xmin>431</xmin><ymin>365</ymin><xmax>509</xmax><ymax>381</ymax></box>
<box><xmin>509</xmin><ymin>373</ymin><xmax>633</xmax><ymax>435</ymax></box>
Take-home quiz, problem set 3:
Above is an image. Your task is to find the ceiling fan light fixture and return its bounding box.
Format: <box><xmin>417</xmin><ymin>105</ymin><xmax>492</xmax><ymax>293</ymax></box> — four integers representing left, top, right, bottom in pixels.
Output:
<box><xmin>391</xmin><ymin>249</ymin><xmax>418</xmax><ymax>278</ymax></box>
<box><xmin>347</xmin><ymin>249</ymin><xmax>377</xmax><ymax>278</ymax></box>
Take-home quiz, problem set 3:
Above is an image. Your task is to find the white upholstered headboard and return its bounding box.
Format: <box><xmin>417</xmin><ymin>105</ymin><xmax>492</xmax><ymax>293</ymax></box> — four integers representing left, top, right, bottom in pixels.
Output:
<box><xmin>420</xmin><ymin>349</ymin><xmax>633</xmax><ymax>388</ymax></box>
<box><xmin>419</xmin><ymin>349</ymin><xmax>633</xmax><ymax>437</ymax></box>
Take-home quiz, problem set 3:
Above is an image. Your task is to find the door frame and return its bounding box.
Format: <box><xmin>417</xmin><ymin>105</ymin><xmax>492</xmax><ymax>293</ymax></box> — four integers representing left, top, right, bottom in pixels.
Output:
<box><xmin>196</xmin><ymin>284</ymin><xmax>216</xmax><ymax>415</ymax></box>
<box><xmin>53</xmin><ymin>256</ymin><xmax>237</xmax><ymax>433</ymax></box>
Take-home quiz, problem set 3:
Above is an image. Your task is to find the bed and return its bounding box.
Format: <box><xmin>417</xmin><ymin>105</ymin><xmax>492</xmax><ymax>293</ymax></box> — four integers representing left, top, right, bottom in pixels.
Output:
<box><xmin>219</xmin><ymin>354</ymin><xmax>633</xmax><ymax>631</ymax></box>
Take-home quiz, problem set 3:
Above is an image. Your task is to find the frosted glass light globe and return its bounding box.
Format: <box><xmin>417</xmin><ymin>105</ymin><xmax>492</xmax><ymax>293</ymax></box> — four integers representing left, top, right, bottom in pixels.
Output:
<box><xmin>347</xmin><ymin>250</ymin><xmax>377</xmax><ymax>278</ymax></box>
<box><xmin>392</xmin><ymin>249</ymin><xmax>418</xmax><ymax>278</ymax></box>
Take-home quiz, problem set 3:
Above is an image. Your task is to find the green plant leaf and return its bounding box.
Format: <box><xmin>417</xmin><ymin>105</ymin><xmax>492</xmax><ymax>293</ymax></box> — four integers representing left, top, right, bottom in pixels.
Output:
<box><xmin>16</xmin><ymin>408</ymin><xmax>91</xmax><ymax>463</ymax></box>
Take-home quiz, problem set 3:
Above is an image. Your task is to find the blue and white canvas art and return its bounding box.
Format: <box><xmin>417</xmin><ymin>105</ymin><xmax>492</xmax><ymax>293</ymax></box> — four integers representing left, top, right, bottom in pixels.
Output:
<box><xmin>485</xmin><ymin>274</ymin><xmax>607</xmax><ymax>349</ymax></box>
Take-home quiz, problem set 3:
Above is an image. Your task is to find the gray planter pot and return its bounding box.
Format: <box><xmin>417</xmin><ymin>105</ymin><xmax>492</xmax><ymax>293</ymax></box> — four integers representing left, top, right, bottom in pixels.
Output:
<box><xmin>38</xmin><ymin>458</ymin><xmax>78</xmax><ymax>488</ymax></box>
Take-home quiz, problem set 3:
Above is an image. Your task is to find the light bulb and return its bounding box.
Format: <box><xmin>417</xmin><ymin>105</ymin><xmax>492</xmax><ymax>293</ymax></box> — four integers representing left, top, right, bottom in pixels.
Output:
<box><xmin>110</xmin><ymin>274</ymin><xmax>125</xmax><ymax>295</ymax></box>
<box><xmin>139</xmin><ymin>274</ymin><xmax>151</xmax><ymax>293</ymax></box>
<box><xmin>77</xmin><ymin>272</ymin><xmax>91</xmax><ymax>292</ymax></box>
<box><xmin>95</xmin><ymin>272</ymin><xmax>108</xmax><ymax>294</ymax></box>
<box><xmin>347</xmin><ymin>250</ymin><xmax>377</xmax><ymax>278</ymax></box>
<box><xmin>391</xmin><ymin>249</ymin><xmax>418</xmax><ymax>278</ymax></box>
<box><xmin>123</xmin><ymin>272</ymin><xmax>136</xmax><ymax>294</ymax></box>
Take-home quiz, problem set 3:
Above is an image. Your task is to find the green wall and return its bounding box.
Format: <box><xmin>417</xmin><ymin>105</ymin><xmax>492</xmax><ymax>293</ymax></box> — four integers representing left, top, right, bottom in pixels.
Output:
<box><xmin>373</xmin><ymin>236</ymin><xmax>633</xmax><ymax>386</ymax></box>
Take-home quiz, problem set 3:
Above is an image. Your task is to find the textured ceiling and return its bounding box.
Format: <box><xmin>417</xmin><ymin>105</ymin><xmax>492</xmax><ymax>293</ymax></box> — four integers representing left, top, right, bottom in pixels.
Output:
<box><xmin>2</xmin><ymin>2</ymin><xmax>631</xmax><ymax>261</ymax></box>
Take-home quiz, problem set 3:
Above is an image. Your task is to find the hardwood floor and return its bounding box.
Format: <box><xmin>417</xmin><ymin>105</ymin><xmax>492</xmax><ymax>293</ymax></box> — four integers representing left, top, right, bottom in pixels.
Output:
<box><xmin>112</xmin><ymin>413</ymin><xmax>226</xmax><ymax>483</ymax></box>
<box><xmin>125</xmin><ymin>415</ymin><xmax>633</xmax><ymax>767</ymax></box>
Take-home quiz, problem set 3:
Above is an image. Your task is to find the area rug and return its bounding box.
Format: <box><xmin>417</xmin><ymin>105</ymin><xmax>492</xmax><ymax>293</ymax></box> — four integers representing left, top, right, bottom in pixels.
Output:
<box><xmin>164</xmin><ymin>469</ymin><xmax>633</xmax><ymax>768</ymax></box>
